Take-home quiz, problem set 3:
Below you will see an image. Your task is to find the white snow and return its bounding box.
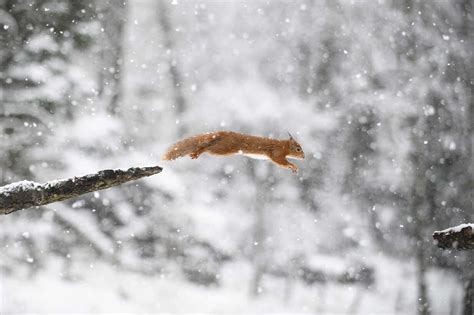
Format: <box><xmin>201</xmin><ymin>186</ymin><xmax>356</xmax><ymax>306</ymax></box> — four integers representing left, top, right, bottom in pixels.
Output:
<box><xmin>0</xmin><ymin>256</ymin><xmax>462</xmax><ymax>314</ymax></box>
<box><xmin>435</xmin><ymin>223</ymin><xmax>474</xmax><ymax>234</ymax></box>
<box><xmin>0</xmin><ymin>180</ymin><xmax>41</xmax><ymax>195</ymax></box>
<box><xmin>1</xmin><ymin>0</ymin><xmax>470</xmax><ymax>313</ymax></box>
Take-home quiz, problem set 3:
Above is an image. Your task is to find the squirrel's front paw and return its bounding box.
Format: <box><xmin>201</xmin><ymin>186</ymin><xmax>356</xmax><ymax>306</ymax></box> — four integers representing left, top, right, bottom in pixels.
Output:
<box><xmin>289</xmin><ymin>164</ymin><xmax>298</xmax><ymax>174</ymax></box>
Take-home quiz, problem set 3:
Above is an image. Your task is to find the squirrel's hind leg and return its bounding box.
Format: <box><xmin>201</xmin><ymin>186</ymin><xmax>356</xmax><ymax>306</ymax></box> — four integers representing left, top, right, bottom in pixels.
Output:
<box><xmin>189</xmin><ymin>135</ymin><xmax>223</xmax><ymax>159</ymax></box>
<box><xmin>190</xmin><ymin>147</ymin><xmax>207</xmax><ymax>159</ymax></box>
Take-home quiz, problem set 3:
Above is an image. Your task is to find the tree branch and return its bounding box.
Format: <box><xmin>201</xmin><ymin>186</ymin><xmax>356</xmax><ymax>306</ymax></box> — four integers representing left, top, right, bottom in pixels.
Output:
<box><xmin>433</xmin><ymin>224</ymin><xmax>474</xmax><ymax>250</ymax></box>
<box><xmin>0</xmin><ymin>166</ymin><xmax>163</xmax><ymax>215</ymax></box>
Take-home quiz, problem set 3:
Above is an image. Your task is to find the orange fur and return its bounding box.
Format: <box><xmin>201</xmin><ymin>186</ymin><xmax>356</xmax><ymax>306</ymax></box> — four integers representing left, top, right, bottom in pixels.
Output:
<box><xmin>162</xmin><ymin>131</ymin><xmax>305</xmax><ymax>173</ymax></box>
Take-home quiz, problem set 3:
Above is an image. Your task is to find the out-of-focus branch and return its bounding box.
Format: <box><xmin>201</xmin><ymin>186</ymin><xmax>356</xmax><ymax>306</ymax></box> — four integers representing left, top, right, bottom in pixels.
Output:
<box><xmin>433</xmin><ymin>224</ymin><xmax>474</xmax><ymax>250</ymax></box>
<box><xmin>0</xmin><ymin>166</ymin><xmax>163</xmax><ymax>215</ymax></box>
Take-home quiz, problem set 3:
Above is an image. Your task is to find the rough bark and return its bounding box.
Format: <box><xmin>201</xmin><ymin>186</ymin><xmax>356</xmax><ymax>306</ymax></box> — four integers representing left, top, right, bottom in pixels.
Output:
<box><xmin>0</xmin><ymin>166</ymin><xmax>163</xmax><ymax>215</ymax></box>
<box><xmin>433</xmin><ymin>224</ymin><xmax>474</xmax><ymax>250</ymax></box>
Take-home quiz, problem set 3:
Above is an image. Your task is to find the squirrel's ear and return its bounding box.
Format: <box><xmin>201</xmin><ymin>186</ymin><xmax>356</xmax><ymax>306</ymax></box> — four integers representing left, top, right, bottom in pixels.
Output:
<box><xmin>288</xmin><ymin>132</ymin><xmax>294</xmax><ymax>140</ymax></box>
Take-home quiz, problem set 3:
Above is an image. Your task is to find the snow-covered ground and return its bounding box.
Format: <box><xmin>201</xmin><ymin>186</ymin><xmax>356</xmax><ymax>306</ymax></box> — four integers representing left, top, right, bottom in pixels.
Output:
<box><xmin>1</xmin><ymin>255</ymin><xmax>462</xmax><ymax>314</ymax></box>
<box><xmin>1</xmin><ymin>0</ymin><xmax>471</xmax><ymax>314</ymax></box>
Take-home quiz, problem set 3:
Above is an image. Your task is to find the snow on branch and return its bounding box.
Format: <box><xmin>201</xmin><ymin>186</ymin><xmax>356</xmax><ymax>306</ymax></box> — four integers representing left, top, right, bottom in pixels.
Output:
<box><xmin>0</xmin><ymin>166</ymin><xmax>163</xmax><ymax>215</ymax></box>
<box><xmin>433</xmin><ymin>223</ymin><xmax>474</xmax><ymax>250</ymax></box>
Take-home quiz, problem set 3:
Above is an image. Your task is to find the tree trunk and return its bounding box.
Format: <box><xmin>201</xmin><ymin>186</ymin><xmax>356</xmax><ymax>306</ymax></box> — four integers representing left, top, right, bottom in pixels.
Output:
<box><xmin>98</xmin><ymin>0</ymin><xmax>127</xmax><ymax>115</ymax></box>
<box><xmin>464</xmin><ymin>276</ymin><xmax>473</xmax><ymax>315</ymax></box>
<box><xmin>416</xmin><ymin>246</ymin><xmax>429</xmax><ymax>315</ymax></box>
<box><xmin>248</xmin><ymin>161</ymin><xmax>273</xmax><ymax>297</ymax></box>
<box><xmin>156</xmin><ymin>0</ymin><xmax>187</xmax><ymax>136</ymax></box>
<box><xmin>409</xmin><ymin>124</ymin><xmax>431</xmax><ymax>315</ymax></box>
<box><xmin>460</xmin><ymin>2</ymin><xmax>474</xmax><ymax>314</ymax></box>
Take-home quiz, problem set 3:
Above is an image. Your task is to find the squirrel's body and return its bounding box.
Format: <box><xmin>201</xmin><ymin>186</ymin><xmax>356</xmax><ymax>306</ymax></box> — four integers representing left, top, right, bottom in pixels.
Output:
<box><xmin>162</xmin><ymin>131</ymin><xmax>305</xmax><ymax>173</ymax></box>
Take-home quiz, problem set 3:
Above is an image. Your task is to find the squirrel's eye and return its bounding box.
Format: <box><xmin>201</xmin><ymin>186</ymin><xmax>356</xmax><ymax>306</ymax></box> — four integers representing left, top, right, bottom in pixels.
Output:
<box><xmin>297</xmin><ymin>148</ymin><xmax>301</xmax><ymax>152</ymax></box>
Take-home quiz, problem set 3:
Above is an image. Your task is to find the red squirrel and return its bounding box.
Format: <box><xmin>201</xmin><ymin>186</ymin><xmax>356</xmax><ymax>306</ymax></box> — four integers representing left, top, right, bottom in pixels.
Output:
<box><xmin>162</xmin><ymin>131</ymin><xmax>305</xmax><ymax>173</ymax></box>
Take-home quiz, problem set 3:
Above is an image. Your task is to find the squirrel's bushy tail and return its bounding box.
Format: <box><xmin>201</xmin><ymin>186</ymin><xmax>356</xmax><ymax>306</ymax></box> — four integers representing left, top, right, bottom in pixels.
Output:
<box><xmin>162</xmin><ymin>133</ymin><xmax>218</xmax><ymax>160</ymax></box>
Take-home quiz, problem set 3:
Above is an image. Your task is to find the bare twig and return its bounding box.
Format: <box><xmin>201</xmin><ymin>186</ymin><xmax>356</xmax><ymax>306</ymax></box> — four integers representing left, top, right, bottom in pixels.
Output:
<box><xmin>0</xmin><ymin>166</ymin><xmax>163</xmax><ymax>215</ymax></box>
<box><xmin>433</xmin><ymin>224</ymin><xmax>474</xmax><ymax>250</ymax></box>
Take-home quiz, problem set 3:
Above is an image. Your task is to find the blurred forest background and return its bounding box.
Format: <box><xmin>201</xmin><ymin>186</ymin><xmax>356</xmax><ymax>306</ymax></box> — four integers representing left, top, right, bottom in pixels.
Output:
<box><xmin>0</xmin><ymin>0</ymin><xmax>473</xmax><ymax>313</ymax></box>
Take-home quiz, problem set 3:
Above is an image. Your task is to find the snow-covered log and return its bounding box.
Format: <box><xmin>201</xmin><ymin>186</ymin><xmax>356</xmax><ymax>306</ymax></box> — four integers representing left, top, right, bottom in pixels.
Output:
<box><xmin>0</xmin><ymin>166</ymin><xmax>163</xmax><ymax>215</ymax></box>
<box><xmin>433</xmin><ymin>224</ymin><xmax>474</xmax><ymax>250</ymax></box>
